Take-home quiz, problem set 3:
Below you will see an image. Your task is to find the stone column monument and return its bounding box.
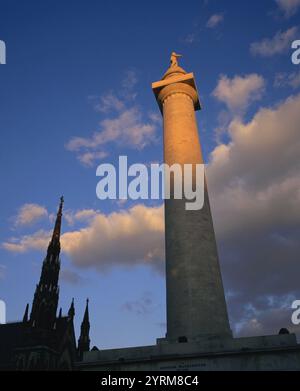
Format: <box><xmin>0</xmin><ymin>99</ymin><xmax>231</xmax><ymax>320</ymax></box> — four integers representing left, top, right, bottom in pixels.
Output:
<box><xmin>152</xmin><ymin>53</ymin><xmax>232</xmax><ymax>342</ymax></box>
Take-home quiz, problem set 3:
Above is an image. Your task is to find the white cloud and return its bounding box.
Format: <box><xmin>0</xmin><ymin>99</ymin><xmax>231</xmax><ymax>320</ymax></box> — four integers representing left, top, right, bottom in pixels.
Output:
<box><xmin>3</xmin><ymin>205</ymin><xmax>165</xmax><ymax>273</ymax></box>
<box><xmin>206</xmin><ymin>13</ymin><xmax>224</xmax><ymax>28</ymax></box>
<box><xmin>122</xmin><ymin>69</ymin><xmax>138</xmax><ymax>91</ymax></box>
<box><xmin>212</xmin><ymin>74</ymin><xmax>265</xmax><ymax>113</ymax></box>
<box><xmin>77</xmin><ymin>151</ymin><xmax>108</xmax><ymax>167</ymax></box>
<box><xmin>61</xmin><ymin>204</ymin><xmax>164</xmax><ymax>272</ymax></box>
<box><xmin>2</xmin><ymin>230</ymin><xmax>51</xmax><ymax>253</ymax></box>
<box><xmin>91</xmin><ymin>70</ymin><xmax>138</xmax><ymax>114</ymax></box>
<box><xmin>14</xmin><ymin>204</ymin><xmax>48</xmax><ymax>227</ymax></box>
<box><xmin>66</xmin><ymin>69</ymin><xmax>154</xmax><ymax>166</ymax></box>
<box><xmin>66</xmin><ymin>107</ymin><xmax>157</xmax><ymax>166</ymax></box>
<box><xmin>206</xmin><ymin>93</ymin><xmax>300</xmax><ymax>337</ymax></box>
<box><xmin>275</xmin><ymin>0</ymin><xmax>300</xmax><ymax>17</ymax></box>
<box><xmin>64</xmin><ymin>209</ymin><xmax>99</xmax><ymax>226</ymax></box>
<box><xmin>94</xmin><ymin>92</ymin><xmax>125</xmax><ymax>113</ymax></box>
<box><xmin>208</xmin><ymin>93</ymin><xmax>300</xmax><ymax>240</ymax></box>
<box><xmin>274</xmin><ymin>71</ymin><xmax>300</xmax><ymax>89</ymax></box>
<box><xmin>250</xmin><ymin>27</ymin><xmax>298</xmax><ymax>57</ymax></box>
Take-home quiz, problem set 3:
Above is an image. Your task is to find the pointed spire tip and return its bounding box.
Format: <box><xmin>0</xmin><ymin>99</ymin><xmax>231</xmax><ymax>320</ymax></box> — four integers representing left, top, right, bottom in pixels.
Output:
<box><xmin>23</xmin><ymin>303</ymin><xmax>29</xmax><ymax>322</ymax></box>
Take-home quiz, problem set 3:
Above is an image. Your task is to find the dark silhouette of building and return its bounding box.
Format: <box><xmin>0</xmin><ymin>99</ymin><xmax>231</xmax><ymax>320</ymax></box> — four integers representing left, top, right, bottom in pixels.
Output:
<box><xmin>78</xmin><ymin>299</ymin><xmax>90</xmax><ymax>360</ymax></box>
<box><xmin>0</xmin><ymin>198</ymin><xmax>90</xmax><ymax>370</ymax></box>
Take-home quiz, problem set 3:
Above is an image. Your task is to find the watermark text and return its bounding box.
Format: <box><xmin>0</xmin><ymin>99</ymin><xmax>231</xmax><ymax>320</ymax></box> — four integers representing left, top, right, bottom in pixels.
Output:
<box><xmin>291</xmin><ymin>300</ymin><xmax>300</xmax><ymax>325</ymax></box>
<box><xmin>291</xmin><ymin>40</ymin><xmax>300</xmax><ymax>65</ymax></box>
<box><xmin>96</xmin><ymin>156</ymin><xmax>205</xmax><ymax>211</ymax></box>
<box><xmin>0</xmin><ymin>300</ymin><xmax>6</xmax><ymax>324</ymax></box>
<box><xmin>0</xmin><ymin>40</ymin><xmax>6</xmax><ymax>65</ymax></box>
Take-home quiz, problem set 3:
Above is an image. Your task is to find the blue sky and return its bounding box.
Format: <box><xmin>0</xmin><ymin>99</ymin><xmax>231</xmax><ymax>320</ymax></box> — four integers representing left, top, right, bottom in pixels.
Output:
<box><xmin>1</xmin><ymin>0</ymin><xmax>300</xmax><ymax>349</ymax></box>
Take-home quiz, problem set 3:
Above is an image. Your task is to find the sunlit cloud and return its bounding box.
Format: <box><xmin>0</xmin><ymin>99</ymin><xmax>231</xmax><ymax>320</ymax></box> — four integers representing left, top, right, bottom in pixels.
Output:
<box><xmin>212</xmin><ymin>73</ymin><xmax>265</xmax><ymax>114</ymax></box>
<box><xmin>206</xmin><ymin>13</ymin><xmax>224</xmax><ymax>29</ymax></box>
<box><xmin>14</xmin><ymin>204</ymin><xmax>48</xmax><ymax>227</ymax></box>
<box><xmin>275</xmin><ymin>0</ymin><xmax>300</xmax><ymax>18</ymax></box>
<box><xmin>250</xmin><ymin>26</ymin><xmax>298</xmax><ymax>57</ymax></box>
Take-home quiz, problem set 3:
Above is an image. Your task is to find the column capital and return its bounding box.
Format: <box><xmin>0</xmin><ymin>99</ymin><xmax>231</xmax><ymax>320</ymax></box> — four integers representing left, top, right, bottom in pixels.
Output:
<box><xmin>152</xmin><ymin>72</ymin><xmax>201</xmax><ymax>114</ymax></box>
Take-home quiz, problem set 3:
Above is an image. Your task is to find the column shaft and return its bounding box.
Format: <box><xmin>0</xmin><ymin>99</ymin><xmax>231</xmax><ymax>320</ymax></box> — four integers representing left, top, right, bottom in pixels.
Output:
<box><xmin>157</xmin><ymin>78</ymin><xmax>231</xmax><ymax>341</ymax></box>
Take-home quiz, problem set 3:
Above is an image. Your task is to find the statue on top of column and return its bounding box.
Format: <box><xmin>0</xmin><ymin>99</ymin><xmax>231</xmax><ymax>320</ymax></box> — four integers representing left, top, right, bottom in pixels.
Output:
<box><xmin>170</xmin><ymin>52</ymin><xmax>182</xmax><ymax>67</ymax></box>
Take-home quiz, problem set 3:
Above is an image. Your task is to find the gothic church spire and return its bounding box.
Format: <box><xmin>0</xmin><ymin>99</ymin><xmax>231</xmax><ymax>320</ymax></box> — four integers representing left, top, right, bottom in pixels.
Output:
<box><xmin>29</xmin><ymin>197</ymin><xmax>64</xmax><ymax>329</ymax></box>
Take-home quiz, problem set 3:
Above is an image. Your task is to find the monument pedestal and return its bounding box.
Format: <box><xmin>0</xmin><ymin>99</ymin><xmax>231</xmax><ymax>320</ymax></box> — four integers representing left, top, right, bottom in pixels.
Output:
<box><xmin>79</xmin><ymin>334</ymin><xmax>300</xmax><ymax>371</ymax></box>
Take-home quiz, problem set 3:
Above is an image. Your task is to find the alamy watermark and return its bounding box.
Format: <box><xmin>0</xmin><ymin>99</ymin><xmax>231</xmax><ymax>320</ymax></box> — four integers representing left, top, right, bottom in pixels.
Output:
<box><xmin>0</xmin><ymin>300</ymin><xmax>6</xmax><ymax>324</ymax></box>
<box><xmin>291</xmin><ymin>300</ymin><xmax>300</xmax><ymax>326</ymax></box>
<box><xmin>291</xmin><ymin>40</ymin><xmax>300</xmax><ymax>65</ymax></box>
<box><xmin>0</xmin><ymin>40</ymin><xmax>6</xmax><ymax>65</ymax></box>
<box><xmin>96</xmin><ymin>156</ymin><xmax>205</xmax><ymax>211</ymax></box>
